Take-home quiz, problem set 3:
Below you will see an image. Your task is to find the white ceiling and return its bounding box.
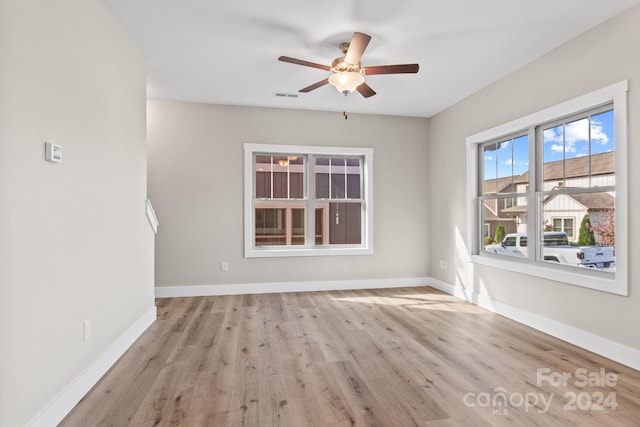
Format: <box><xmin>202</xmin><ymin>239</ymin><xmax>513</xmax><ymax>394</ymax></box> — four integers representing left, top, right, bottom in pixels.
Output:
<box><xmin>106</xmin><ymin>0</ymin><xmax>640</xmax><ymax>118</ymax></box>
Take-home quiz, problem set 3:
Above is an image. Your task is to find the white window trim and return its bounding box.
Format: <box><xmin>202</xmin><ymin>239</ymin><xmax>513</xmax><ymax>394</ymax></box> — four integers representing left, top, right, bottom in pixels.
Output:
<box><xmin>466</xmin><ymin>81</ymin><xmax>628</xmax><ymax>296</ymax></box>
<box><xmin>244</xmin><ymin>143</ymin><xmax>374</xmax><ymax>258</ymax></box>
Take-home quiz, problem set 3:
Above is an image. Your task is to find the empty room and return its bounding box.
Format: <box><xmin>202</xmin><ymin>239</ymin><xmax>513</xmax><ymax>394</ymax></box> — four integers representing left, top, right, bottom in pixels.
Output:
<box><xmin>3</xmin><ymin>0</ymin><xmax>640</xmax><ymax>426</ymax></box>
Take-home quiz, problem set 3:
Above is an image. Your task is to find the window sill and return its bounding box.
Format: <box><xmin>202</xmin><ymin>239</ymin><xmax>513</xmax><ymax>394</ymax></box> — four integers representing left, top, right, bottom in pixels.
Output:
<box><xmin>470</xmin><ymin>253</ymin><xmax>627</xmax><ymax>296</ymax></box>
<box><xmin>245</xmin><ymin>246</ymin><xmax>374</xmax><ymax>258</ymax></box>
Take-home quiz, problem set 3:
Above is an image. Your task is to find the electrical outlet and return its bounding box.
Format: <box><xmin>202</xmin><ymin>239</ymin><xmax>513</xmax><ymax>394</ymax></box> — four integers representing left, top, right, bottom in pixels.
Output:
<box><xmin>221</xmin><ymin>261</ymin><xmax>229</xmax><ymax>272</ymax></box>
<box><xmin>83</xmin><ymin>319</ymin><xmax>92</xmax><ymax>341</ymax></box>
<box><xmin>440</xmin><ymin>260</ymin><xmax>448</xmax><ymax>269</ymax></box>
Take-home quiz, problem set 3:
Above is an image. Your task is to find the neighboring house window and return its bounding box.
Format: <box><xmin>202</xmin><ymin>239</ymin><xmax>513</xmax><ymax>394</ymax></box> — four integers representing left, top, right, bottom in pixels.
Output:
<box><xmin>505</xmin><ymin>197</ymin><xmax>515</xmax><ymax>209</ymax></box>
<box><xmin>245</xmin><ymin>143</ymin><xmax>374</xmax><ymax>257</ymax></box>
<box><xmin>467</xmin><ymin>81</ymin><xmax>628</xmax><ymax>295</ymax></box>
<box><xmin>552</xmin><ymin>217</ymin><xmax>574</xmax><ymax>238</ymax></box>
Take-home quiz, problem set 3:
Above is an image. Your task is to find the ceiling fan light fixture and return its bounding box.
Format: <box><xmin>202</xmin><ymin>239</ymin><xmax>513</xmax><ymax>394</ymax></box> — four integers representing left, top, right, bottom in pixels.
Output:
<box><xmin>279</xmin><ymin>32</ymin><xmax>418</xmax><ymax>98</ymax></box>
<box><xmin>328</xmin><ymin>71</ymin><xmax>365</xmax><ymax>95</ymax></box>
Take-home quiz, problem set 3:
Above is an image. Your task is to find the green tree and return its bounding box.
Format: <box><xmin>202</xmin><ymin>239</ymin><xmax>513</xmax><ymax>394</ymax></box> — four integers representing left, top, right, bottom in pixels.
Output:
<box><xmin>578</xmin><ymin>214</ymin><xmax>596</xmax><ymax>245</ymax></box>
<box><xmin>494</xmin><ymin>223</ymin><xmax>505</xmax><ymax>243</ymax></box>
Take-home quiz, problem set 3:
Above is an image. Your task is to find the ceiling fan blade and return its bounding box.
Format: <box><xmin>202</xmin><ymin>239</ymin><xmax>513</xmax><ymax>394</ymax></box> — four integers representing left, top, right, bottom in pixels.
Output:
<box><xmin>278</xmin><ymin>56</ymin><xmax>331</xmax><ymax>71</ymax></box>
<box><xmin>364</xmin><ymin>64</ymin><xmax>419</xmax><ymax>75</ymax></box>
<box><xmin>299</xmin><ymin>78</ymin><xmax>330</xmax><ymax>93</ymax></box>
<box><xmin>344</xmin><ymin>32</ymin><xmax>371</xmax><ymax>65</ymax></box>
<box><xmin>356</xmin><ymin>82</ymin><xmax>376</xmax><ymax>98</ymax></box>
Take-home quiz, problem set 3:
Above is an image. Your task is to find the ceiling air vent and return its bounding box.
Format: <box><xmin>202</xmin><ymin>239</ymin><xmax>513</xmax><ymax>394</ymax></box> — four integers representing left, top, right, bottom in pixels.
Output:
<box><xmin>273</xmin><ymin>92</ymin><xmax>299</xmax><ymax>98</ymax></box>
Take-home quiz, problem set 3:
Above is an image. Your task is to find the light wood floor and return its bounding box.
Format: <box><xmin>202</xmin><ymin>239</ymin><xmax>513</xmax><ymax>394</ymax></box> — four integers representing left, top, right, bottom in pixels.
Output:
<box><xmin>61</xmin><ymin>287</ymin><xmax>640</xmax><ymax>426</ymax></box>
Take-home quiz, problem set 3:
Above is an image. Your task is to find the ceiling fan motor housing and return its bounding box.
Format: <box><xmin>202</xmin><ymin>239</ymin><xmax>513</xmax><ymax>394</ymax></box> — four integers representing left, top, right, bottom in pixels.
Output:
<box><xmin>331</xmin><ymin>55</ymin><xmax>362</xmax><ymax>74</ymax></box>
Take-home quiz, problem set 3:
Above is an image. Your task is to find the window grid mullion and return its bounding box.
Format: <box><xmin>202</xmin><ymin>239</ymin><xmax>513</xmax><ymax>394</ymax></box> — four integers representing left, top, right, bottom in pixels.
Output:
<box><xmin>588</xmin><ymin>115</ymin><xmax>593</xmax><ymax>187</ymax></box>
<box><xmin>529</xmin><ymin>126</ymin><xmax>538</xmax><ymax>262</ymax></box>
<box><xmin>343</xmin><ymin>162</ymin><xmax>347</xmax><ymax>200</ymax></box>
<box><xmin>307</xmin><ymin>154</ymin><xmax>314</xmax><ymax>248</ymax></box>
<box><xmin>270</xmin><ymin>155</ymin><xmax>274</xmax><ymax>199</ymax></box>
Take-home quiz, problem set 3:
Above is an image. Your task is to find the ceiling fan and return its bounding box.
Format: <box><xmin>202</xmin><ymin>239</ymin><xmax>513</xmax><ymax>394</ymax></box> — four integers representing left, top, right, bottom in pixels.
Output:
<box><xmin>278</xmin><ymin>32</ymin><xmax>419</xmax><ymax>98</ymax></box>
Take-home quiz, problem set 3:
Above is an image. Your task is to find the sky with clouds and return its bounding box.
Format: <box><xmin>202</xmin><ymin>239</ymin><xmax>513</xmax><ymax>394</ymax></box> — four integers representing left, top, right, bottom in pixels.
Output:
<box><xmin>483</xmin><ymin>110</ymin><xmax>614</xmax><ymax>180</ymax></box>
<box><xmin>543</xmin><ymin>110</ymin><xmax>613</xmax><ymax>160</ymax></box>
<box><xmin>484</xmin><ymin>134</ymin><xmax>529</xmax><ymax>180</ymax></box>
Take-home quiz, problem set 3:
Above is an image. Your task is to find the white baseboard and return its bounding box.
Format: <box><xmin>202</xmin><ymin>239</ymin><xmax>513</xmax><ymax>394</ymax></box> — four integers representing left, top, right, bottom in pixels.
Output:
<box><xmin>155</xmin><ymin>277</ymin><xmax>430</xmax><ymax>298</ymax></box>
<box><xmin>27</xmin><ymin>305</ymin><xmax>157</xmax><ymax>427</ymax></box>
<box><xmin>427</xmin><ymin>277</ymin><xmax>640</xmax><ymax>371</ymax></box>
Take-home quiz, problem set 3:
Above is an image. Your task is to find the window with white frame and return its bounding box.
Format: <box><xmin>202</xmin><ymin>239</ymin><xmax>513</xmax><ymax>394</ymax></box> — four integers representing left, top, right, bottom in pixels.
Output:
<box><xmin>467</xmin><ymin>81</ymin><xmax>628</xmax><ymax>295</ymax></box>
<box><xmin>244</xmin><ymin>143</ymin><xmax>373</xmax><ymax>257</ymax></box>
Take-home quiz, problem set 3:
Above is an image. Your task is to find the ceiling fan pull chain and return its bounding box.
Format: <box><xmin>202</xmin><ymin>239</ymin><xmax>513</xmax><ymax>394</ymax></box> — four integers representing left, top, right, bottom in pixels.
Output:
<box><xmin>343</xmin><ymin>111</ymin><xmax>348</xmax><ymax>120</ymax></box>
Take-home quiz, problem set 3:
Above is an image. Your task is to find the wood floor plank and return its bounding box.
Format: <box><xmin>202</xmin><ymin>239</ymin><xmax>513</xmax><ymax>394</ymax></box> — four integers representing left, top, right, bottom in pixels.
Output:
<box><xmin>327</xmin><ymin>360</ymin><xmax>398</xmax><ymax>427</ymax></box>
<box><xmin>61</xmin><ymin>287</ymin><xmax>640</xmax><ymax>426</ymax></box>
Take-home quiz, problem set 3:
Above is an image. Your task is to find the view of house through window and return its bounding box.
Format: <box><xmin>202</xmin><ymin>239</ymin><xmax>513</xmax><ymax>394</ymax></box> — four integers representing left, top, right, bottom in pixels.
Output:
<box><xmin>254</xmin><ymin>155</ymin><xmax>305</xmax><ymax>246</ymax></box>
<box><xmin>480</xmin><ymin>105</ymin><xmax>616</xmax><ymax>273</ymax></box>
<box><xmin>314</xmin><ymin>157</ymin><xmax>363</xmax><ymax>245</ymax></box>
<box><xmin>480</xmin><ymin>133</ymin><xmax>529</xmax><ymax>246</ymax></box>
<box><xmin>246</xmin><ymin>144</ymin><xmax>373</xmax><ymax>257</ymax></box>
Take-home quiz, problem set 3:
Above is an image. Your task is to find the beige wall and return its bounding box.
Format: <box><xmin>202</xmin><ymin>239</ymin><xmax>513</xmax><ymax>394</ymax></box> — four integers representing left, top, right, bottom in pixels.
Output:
<box><xmin>148</xmin><ymin>102</ymin><xmax>430</xmax><ymax>287</ymax></box>
<box><xmin>428</xmin><ymin>5</ymin><xmax>640</xmax><ymax>350</ymax></box>
<box><xmin>0</xmin><ymin>1</ymin><xmax>154</xmax><ymax>425</ymax></box>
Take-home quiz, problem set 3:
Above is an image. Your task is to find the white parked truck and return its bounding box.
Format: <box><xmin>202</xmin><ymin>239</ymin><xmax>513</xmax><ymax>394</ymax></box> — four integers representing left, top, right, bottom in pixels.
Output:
<box><xmin>485</xmin><ymin>232</ymin><xmax>615</xmax><ymax>269</ymax></box>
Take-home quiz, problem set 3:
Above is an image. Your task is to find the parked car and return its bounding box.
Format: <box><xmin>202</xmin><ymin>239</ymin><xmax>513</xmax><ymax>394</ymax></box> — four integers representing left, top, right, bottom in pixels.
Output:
<box><xmin>485</xmin><ymin>232</ymin><xmax>615</xmax><ymax>269</ymax></box>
